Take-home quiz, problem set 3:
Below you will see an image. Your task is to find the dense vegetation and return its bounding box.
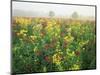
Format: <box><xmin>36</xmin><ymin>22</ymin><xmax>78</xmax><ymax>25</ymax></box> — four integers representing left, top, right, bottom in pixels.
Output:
<box><xmin>12</xmin><ymin>17</ymin><xmax>96</xmax><ymax>74</ymax></box>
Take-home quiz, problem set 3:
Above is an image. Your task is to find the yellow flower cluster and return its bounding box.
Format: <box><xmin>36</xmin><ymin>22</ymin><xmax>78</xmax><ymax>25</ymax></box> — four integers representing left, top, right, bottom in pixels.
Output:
<box><xmin>20</xmin><ymin>29</ymin><xmax>27</xmax><ymax>34</ymax></box>
<box><xmin>17</xmin><ymin>29</ymin><xmax>27</xmax><ymax>36</ymax></box>
<box><xmin>70</xmin><ymin>64</ymin><xmax>80</xmax><ymax>70</ymax></box>
<box><xmin>53</xmin><ymin>51</ymin><xmax>62</xmax><ymax>65</ymax></box>
<box><xmin>30</xmin><ymin>35</ymin><xmax>37</xmax><ymax>41</ymax></box>
<box><xmin>71</xmin><ymin>20</ymin><xmax>81</xmax><ymax>26</ymax></box>
<box><xmin>45</xmin><ymin>21</ymin><xmax>53</xmax><ymax>31</ymax></box>
<box><xmin>45</xmin><ymin>20</ymin><xmax>61</xmax><ymax>37</ymax></box>
<box><xmin>79</xmin><ymin>40</ymin><xmax>89</xmax><ymax>47</ymax></box>
<box><xmin>15</xmin><ymin>17</ymin><xmax>32</xmax><ymax>26</ymax></box>
<box><xmin>64</xmin><ymin>34</ymin><xmax>74</xmax><ymax>43</ymax></box>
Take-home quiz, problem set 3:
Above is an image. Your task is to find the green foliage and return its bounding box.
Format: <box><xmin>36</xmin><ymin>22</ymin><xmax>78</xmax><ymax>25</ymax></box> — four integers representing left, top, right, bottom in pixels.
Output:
<box><xmin>12</xmin><ymin>17</ymin><xmax>96</xmax><ymax>74</ymax></box>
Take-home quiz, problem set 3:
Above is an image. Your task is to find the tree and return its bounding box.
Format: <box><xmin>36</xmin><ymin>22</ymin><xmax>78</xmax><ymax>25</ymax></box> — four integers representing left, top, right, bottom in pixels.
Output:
<box><xmin>71</xmin><ymin>11</ymin><xmax>79</xmax><ymax>19</ymax></box>
<box><xmin>49</xmin><ymin>11</ymin><xmax>55</xmax><ymax>18</ymax></box>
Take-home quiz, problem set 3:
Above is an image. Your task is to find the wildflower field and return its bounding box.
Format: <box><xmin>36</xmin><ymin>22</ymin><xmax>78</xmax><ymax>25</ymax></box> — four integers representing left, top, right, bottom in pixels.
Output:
<box><xmin>12</xmin><ymin>17</ymin><xmax>96</xmax><ymax>73</ymax></box>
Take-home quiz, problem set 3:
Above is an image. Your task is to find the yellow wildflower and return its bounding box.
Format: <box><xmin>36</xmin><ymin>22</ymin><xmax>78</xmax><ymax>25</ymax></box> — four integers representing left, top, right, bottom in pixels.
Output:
<box><xmin>70</xmin><ymin>64</ymin><xmax>80</xmax><ymax>70</ymax></box>
<box><xmin>45</xmin><ymin>21</ymin><xmax>53</xmax><ymax>30</ymax></box>
<box><xmin>79</xmin><ymin>40</ymin><xmax>89</xmax><ymax>47</ymax></box>
<box><xmin>15</xmin><ymin>17</ymin><xmax>32</xmax><ymax>26</ymax></box>
<box><xmin>64</xmin><ymin>34</ymin><xmax>74</xmax><ymax>43</ymax></box>
<box><xmin>53</xmin><ymin>52</ymin><xmax>62</xmax><ymax>65</ymax></box>
<box><xmin>16</xmin><ymin>32</ymin><xmax>20</xmax><ymax>36</ymax></box>
<box><xmin>30</xmin><ymin>35</ymin><xmax>37</xmax><ymax>41</ymax></box>
<box><xmin>20</xmin><ymin>29</ymin><xmax>27</xmax><ymax>34</ymax></box>
<box><xmin>17</xmin><ymin>29</ymin><xmax>27</xmax><ymax>36</ymax></box>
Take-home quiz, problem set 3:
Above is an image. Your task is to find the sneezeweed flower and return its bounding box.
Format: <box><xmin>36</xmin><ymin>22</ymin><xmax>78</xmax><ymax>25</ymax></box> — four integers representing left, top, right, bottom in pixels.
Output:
<box><xmin>15</xmin><ymin>17</ymin><xmax>32</xmax><ymax>26</ymax></box>
<box><xmin>45</xmin><ymin>21</ymin><xmax>53</xmax><ymax>31</ymax></box>
<box><xmin>71</xmin><ymin>20</ymin><xmax>81</xmax><ymax>26</ymax></box>
<box><xmin>70</xmin><ymin>64</ymin><xmax>80</xmax><ymax>70</ymax></box>
<box><xmin>79</xmin><ymin>40</ymin><xmax>89</xmax><ymax>47</ymax></box>
<box><xmin>53</xmin><ymin>52</ymin><xmax>63</xmax><ymax>65</ymax></box>
<box><xmin>30</xmin><ymin>35</ymin><xmax>37</xmax><ymax>41</ymax></box>
<box><xmin>66</xmin><ymin>49</ymin><xmax>75</xmax><ymax>57</ymax></box>
<box><xmin>64</xmin><ymin>34</ymin><xmax>74</xmax><ymax>43</ymax></box>
<box><xmin>16</xmin><ymin>32</ymin><xmax>20</xmax><ymax>36</ymax></box>
<box><xmin>33</xmin><ymin>24</ymin><xmax>43</xmax><ymax>31</ymax></box>
<box><xmin>47</xmin><ymin>21</ymin><xmax>53</xmax><ymax>27</ymax></box>
<box><xmin>20</xmin><ymin>29</ymin><xmax>27</xmax><ymax>34</ymax></box>
<box><xmin>23</xmin><ymin>34</ymin><xmax>27</xmax><ymax>37</ymax></box>
<box><xmin>55</xmin><ymin>49</ymin><xmax>61</xmax><ymax>52</ymax></box>
<box><xmin>16</xmin><ymin>29</ymin><xmax>27</xmax><ymax>37</ymax></box>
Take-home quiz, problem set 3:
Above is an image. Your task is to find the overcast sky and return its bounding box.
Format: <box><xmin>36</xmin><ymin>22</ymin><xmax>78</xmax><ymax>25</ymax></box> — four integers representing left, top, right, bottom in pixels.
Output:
<box><xmin>12</xmin><ymin>1</ymin><xmax>95</xmax><ymax>17</ymax></box>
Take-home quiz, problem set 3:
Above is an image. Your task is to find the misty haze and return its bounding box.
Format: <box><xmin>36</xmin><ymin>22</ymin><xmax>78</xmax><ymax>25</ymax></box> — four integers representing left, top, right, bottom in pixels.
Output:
<box><xmin>12</xmin><ymin>1</ymin><xmax>95</xmax><ymax>20</ymax></box>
